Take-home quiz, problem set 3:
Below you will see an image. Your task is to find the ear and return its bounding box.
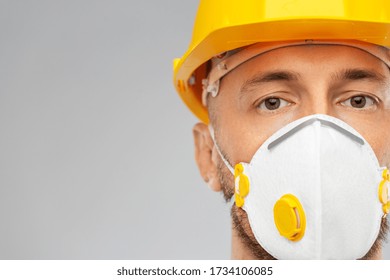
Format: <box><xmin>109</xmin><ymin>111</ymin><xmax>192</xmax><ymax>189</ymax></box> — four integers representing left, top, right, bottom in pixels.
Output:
<box><xmin>193</xmin><ymin>123</ymin><xmax>222</xmax><ymax>192</ymax></box>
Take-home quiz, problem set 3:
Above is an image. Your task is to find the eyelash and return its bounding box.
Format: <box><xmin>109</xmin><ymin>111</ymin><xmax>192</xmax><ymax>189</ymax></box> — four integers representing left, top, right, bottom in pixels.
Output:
<box><xmin>255</xmin><ymin>95</ymin><xmax>293</xmax><ymax>112</ymax></box>
<box><xmin>340</xmin><ymin>95</ymin><xmax>378</xmax><ymax>110</ymax></box>
<box><xmin>255</xmin><ymin>94</ymin><xmax>378</xmax><ymax>112</ymax></box>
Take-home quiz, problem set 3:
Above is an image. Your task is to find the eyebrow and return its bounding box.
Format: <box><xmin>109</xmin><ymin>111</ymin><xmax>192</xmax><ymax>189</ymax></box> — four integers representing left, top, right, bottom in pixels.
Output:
<box><xmin>240</xmin><ymin>70</ymin><xmax>300</xmax><ymax>95</ymax></box>
<box><xmin>332</xmin><ymin>68</ymin><xmax>386</xmax><ymax>83</ymax></box>
<box><xmin>239</xmin><ymin>68</ymin><xmax>387</xmax><ymax>96</ymax></box>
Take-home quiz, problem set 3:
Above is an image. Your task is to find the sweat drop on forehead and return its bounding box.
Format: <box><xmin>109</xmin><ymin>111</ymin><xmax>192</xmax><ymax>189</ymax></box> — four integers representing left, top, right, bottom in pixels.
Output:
<box><xmin>213</xmin><ymin>114</ymin><xmax>389</xmax><ymax>259</ymax></box>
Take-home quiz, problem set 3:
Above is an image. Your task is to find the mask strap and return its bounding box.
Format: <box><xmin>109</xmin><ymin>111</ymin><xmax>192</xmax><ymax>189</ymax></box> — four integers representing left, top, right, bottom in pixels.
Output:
<box><xmin>208</xmin><ymin>125</ymin><xmax>235</xmax><ymax>174</ymax></box>
<box><xmin>209</xmin><ymin>125</ymin><xmax>238</xmax><ymax>208</ymax></box>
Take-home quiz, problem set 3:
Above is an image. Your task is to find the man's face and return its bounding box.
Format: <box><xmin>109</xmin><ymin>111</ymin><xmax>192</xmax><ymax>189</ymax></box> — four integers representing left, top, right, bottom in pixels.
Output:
<box><xmin>205</xmin><ymin>45</ymin><xmax>390</xmax><ymax>259</ymax></box>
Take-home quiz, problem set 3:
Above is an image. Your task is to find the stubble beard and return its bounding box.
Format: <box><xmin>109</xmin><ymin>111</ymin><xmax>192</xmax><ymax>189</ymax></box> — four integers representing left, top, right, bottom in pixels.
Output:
<box><xmin>216</xmin><ymin>156</ymin><xmax>389</xmax><ymax>260</ymax></box>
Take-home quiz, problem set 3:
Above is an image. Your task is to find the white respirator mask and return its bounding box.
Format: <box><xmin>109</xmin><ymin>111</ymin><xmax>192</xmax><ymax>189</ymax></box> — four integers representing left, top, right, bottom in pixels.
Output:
<box><xmin>212</xmin><ymin>114</ymin><xmax>389</xmax><ymax>259</ymax></box>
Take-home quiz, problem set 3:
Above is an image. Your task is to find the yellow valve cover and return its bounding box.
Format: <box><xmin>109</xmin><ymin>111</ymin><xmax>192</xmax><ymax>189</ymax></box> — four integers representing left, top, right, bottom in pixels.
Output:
<box><xmin>379</xmin><ymin>169</ymin><xmax>390</xmax><ymax>216</ymax></box>
<box><xmin>274</xmin><ymin>194</ymin><xmax>306</xmax><ymax>241</ymax></box>
<box><xmin>234</xmin><ymin>163</ymin><xmax>250</xmax><ymax>208</ymax></box>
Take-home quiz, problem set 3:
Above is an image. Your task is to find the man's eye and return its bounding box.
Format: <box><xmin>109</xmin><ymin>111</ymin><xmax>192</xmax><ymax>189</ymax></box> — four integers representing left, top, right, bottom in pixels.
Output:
<box><xmin>341</xmin><ymin>95</ymin><xmax>376</xmax><ymax>109</ymax></box>
<box><xmin>258</xmin><ymin>97</ymin><xmax>290</xmax><ymax>111</ymax></box>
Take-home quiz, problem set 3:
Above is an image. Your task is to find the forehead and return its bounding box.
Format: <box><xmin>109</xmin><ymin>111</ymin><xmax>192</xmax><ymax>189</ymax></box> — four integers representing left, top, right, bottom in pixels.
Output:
<box><xmin>227</xmin><ymin>45</ymin><xmax>390</xmax><ymax>78</ymax></box>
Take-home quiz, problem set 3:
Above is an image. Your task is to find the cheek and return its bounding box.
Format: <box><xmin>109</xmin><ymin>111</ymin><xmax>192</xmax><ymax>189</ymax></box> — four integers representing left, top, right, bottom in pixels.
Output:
<box><xmin>218</xmin><ymin>113</ymin><xmax>297</xmax><ymax>165</ymax></box>
<box><xmin>369</xmin><ymin>132</ymin><xmax>390</xmax><ymax>167</ymax></box>
<box><xmin>342</xmin><ymin>113</ymin><xmax>390</xmax><ymax>166</ymax></box>
<box><xmin>216</xmin><ymin>87</ymin><xmax>300</xmax><ymax>164</ymax></box>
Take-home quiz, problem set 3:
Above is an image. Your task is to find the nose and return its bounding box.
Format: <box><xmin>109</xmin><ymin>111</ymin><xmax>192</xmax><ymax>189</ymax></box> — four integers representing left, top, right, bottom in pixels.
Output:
<box><xmin>300</xmin><ymin>90</ymin><xmax>336</xmax><ymax>117</ymax></box>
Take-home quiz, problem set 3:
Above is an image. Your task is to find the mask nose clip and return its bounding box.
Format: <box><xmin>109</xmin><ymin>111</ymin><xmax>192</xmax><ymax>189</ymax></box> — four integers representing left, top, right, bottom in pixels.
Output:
<box><xmin>274</xmin><ymin>194</ymin><xmax>306</xmax><ymax>241</ymax></box>
<box><xmin>267</xmin><ymin>117</ymin><xmax>364</xmax><ymax>150</ymax></box>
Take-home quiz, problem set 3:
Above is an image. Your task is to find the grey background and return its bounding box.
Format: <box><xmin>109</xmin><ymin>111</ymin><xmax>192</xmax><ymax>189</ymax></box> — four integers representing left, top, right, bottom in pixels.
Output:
<box><xmin>0</xmin><ymin>0</ymin><xmax>388</xmax><ymax>259</ymax></box>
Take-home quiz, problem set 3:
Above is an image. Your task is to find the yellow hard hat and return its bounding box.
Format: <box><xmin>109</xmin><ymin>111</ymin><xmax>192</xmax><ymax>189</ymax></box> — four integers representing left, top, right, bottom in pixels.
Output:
<box><xmin>173</xmin><ymin>0</ymin><xmax>390</xmax><ymax>124</ymax></box>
